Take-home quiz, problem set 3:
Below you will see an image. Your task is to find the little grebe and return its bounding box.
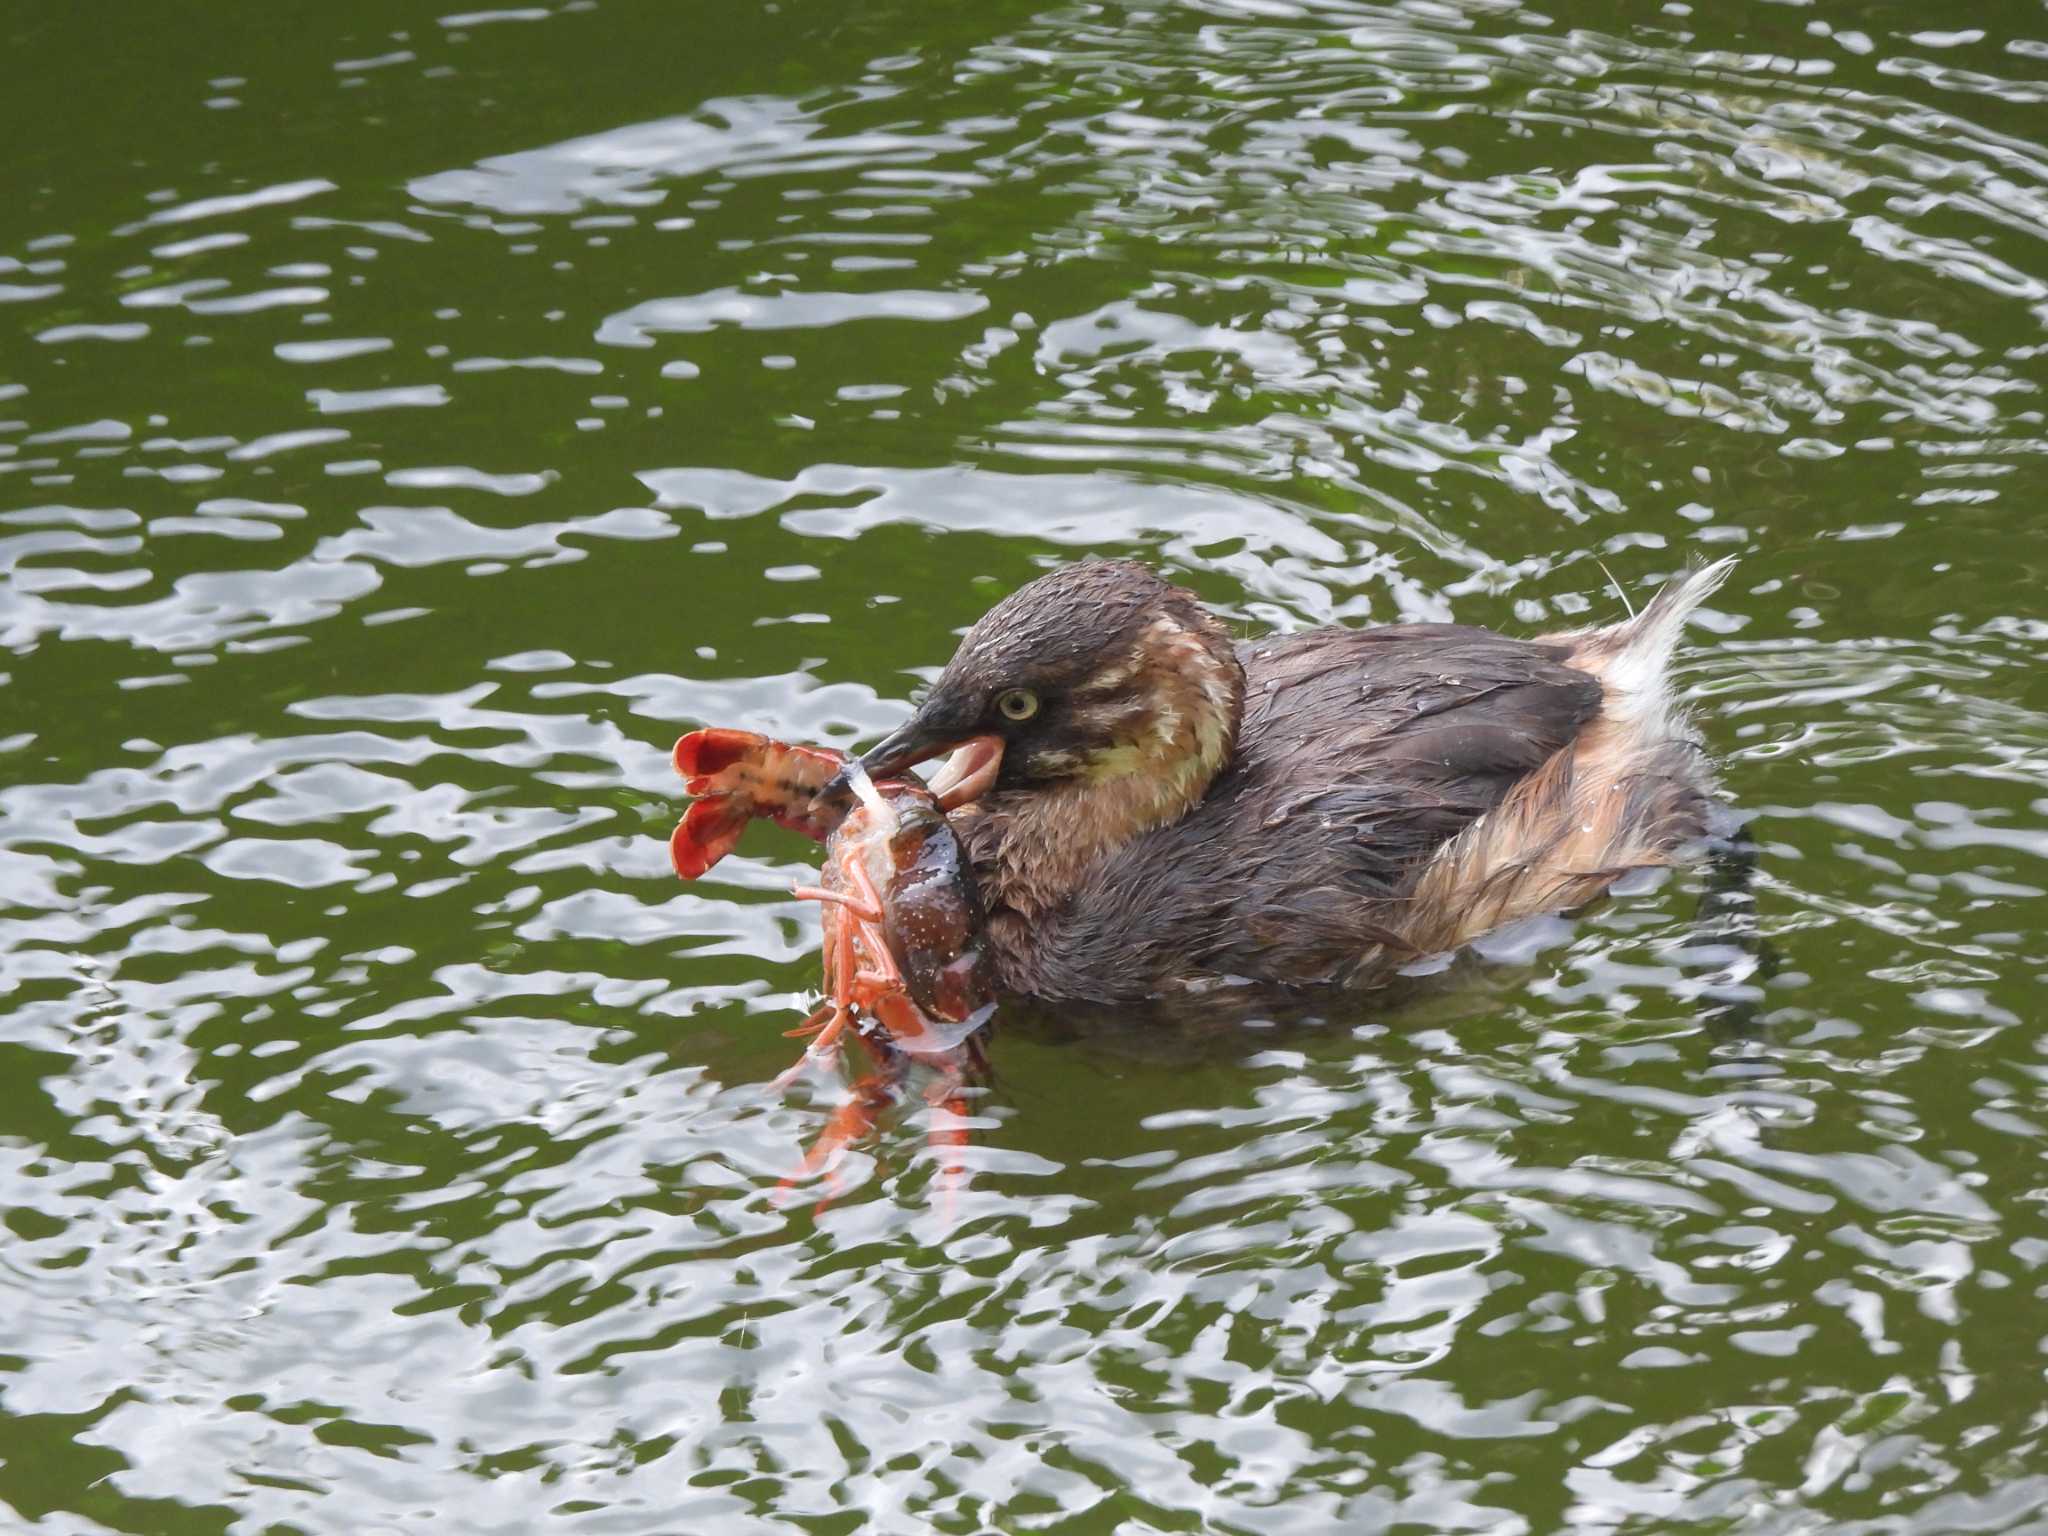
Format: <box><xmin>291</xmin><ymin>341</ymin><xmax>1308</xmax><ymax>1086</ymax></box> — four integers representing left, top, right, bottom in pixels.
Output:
<box><xmin>846</xmin><ymin>557</ymin><xmax>1735</xmax><ymax>1002</ymax></box>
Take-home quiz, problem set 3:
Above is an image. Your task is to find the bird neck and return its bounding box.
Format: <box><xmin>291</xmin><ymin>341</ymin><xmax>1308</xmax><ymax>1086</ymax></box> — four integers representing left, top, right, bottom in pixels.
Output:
<box><xmin>964</xmin><ymin>609</ymin><xmax>1244</xmax><ymax>920</ymax></box>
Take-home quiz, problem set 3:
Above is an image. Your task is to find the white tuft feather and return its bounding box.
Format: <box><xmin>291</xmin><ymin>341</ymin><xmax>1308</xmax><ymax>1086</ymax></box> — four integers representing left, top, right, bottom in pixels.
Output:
<box><xmin>1595</xmin><ymin>557</ymin><xmax>1636</xmax><ymax>619</ymax></box>
<box><xmin>1598</xmin><ymin>556</ymin><xmax>1735</xmax><ymax>734</ymax></box>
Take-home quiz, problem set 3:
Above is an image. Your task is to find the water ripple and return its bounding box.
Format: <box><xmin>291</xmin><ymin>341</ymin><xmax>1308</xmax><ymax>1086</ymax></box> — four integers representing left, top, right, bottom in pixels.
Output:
<box><xmin>4</xmin><ymin>0</ymin><xmax>2048</xmax><ymax>1530</ymax></box>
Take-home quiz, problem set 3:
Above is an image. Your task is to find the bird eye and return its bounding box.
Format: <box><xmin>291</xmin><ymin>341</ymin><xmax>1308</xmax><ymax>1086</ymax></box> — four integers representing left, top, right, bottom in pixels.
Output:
<box><xmin>996</xmin><ymin>688</ymin><xmax>1039</xmax><ymax>722</ymax></box>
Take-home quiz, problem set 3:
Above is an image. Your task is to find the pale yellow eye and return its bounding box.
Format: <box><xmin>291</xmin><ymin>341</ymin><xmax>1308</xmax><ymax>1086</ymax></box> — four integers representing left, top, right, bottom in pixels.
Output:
<box><xmin>997</xmin><ymin>688</ymin><xmax>1039</xmax><ymax>722</ymax></box>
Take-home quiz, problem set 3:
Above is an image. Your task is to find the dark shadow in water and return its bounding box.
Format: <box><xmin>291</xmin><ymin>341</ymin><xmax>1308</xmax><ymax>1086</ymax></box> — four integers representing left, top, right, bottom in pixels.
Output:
<box><xmin>1683</xmin><ymin>816</ymin><xmax>1775</xmax><ymax>1040</ymax></box>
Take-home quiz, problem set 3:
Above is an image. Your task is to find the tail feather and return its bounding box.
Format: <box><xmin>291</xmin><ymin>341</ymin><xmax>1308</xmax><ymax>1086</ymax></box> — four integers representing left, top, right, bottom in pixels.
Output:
<box><xmin>1408</xmin><ymin>557</ymin><xmax>1735</xmax><ymax>950</ymax></box>
<box><xmin>1581</xmin><ymin>556</ymin><xmax>1734</xmax><ymax>727</ymax></box>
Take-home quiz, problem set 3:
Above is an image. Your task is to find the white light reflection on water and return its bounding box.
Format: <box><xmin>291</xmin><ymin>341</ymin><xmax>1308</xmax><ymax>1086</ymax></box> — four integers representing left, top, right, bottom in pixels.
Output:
<box><xmin>3</xmin><ymin>0</ymin><xmax>2048</xmax><ymax>1530</ymax></box>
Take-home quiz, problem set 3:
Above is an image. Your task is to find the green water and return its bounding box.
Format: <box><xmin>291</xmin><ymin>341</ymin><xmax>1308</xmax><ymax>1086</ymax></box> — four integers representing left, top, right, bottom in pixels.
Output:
<box><xmin>5</xmin><ymin>2</ymin><xmax>2048</xmax><ymax>1531</ymax></box>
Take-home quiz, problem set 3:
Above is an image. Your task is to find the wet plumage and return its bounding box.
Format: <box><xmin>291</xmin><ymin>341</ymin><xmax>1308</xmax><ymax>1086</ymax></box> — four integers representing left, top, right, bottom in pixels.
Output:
<box><xmin>855</xmin><ymin>558</ymin><xmax>1734</xmax><ymax>1003</ymax></box>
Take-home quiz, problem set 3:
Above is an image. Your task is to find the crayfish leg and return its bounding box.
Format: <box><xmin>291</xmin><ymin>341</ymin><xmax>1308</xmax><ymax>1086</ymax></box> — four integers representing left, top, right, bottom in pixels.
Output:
<box><xmin>782</xmin><ymin>1001</ymin><xmax>836</xmax><ymax>1039</ymax></box>
<box><xmin>771</xmin><ymin>915</ymin><xmax>861</xmax><ymax>1084</ymax></box>
<box><xmin>791</xmin><ymin>883</ymin><xmax>883</xmax><ymax>922</ymax></box>
<box><xmin>771</xmin><ymin>1009</ymin><xmax>851</xmax><ymax>1089</ymax></box>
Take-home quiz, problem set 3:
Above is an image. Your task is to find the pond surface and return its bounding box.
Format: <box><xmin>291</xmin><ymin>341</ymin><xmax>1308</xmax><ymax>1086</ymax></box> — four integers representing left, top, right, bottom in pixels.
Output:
<box><xmin>6</xmin><ymin>2</ymin><xmax>2048</xmax><ymax>1532</ymax></box>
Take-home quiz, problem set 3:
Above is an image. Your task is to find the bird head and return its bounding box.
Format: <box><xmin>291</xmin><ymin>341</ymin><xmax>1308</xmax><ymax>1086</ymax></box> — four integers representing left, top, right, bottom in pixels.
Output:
<box><xmin>853</xmin><ymin>560</ymin><xmax>1245</xmax><ymax>832</ymax></box>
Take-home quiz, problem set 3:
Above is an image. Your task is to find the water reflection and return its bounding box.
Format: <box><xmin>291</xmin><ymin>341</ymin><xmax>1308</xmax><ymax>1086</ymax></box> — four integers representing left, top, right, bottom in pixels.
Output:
<box><xmin>3</xmin><ymin>0</ymin><xmax>2048</xmax><ymax>1530</ymax></box>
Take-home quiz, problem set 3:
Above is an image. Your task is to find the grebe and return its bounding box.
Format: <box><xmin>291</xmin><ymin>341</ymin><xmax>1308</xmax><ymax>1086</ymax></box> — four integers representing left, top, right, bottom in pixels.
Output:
<box><xmin>847</xmin><ymin>558</ymin><xmax>1734</xmax><ymax>1002</ymax></box>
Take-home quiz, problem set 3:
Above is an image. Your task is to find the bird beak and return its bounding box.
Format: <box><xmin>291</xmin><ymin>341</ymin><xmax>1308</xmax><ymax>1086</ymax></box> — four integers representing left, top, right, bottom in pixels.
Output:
<box><xmin>851</xmin><ymin>718</ymin><xmax>1005</xmax><ymax>812</ymax></box>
